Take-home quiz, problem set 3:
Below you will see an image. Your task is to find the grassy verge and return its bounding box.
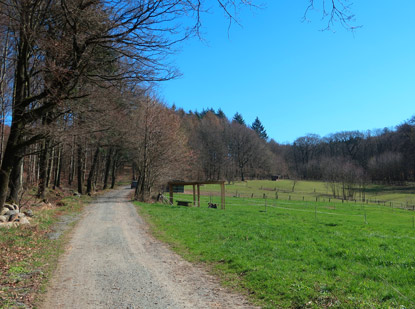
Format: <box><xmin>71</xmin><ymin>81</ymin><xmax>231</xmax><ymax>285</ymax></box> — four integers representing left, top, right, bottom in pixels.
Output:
<box><xmin>135</xmin><ymin>194</ymin><xmax>415</xmax><ymax>308</ymax></box>
<box><xmin>0</xmin><ymin>194</ymin><xmax>91</xmax><ymax>308</ymax></box>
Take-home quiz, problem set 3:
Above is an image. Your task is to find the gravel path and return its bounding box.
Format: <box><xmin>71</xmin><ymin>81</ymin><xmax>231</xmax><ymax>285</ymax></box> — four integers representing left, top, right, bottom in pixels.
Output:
<box><xmin>41</xmin><ymin>187</ymin><xmax>258</xmax><ymax>309</ymax></box>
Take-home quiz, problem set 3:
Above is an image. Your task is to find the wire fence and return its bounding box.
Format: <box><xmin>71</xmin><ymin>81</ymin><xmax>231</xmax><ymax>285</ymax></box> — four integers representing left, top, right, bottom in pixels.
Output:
<box><xmin>162</xmin><ymin>190</ymin><xmax>415</xmax><ymax>231</ymax></box>
<box><xmin>189</xmin><ymin>188</ymin><xmax>415</xmax><ymax>211</ymax></box>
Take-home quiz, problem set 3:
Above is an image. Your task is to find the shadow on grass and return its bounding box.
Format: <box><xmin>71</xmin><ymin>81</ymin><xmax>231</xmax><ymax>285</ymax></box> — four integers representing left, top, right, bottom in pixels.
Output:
<box><xmin>363</xmin><ymin>183</ymin><xmax>415</xmax><ymax>195</ymax></box>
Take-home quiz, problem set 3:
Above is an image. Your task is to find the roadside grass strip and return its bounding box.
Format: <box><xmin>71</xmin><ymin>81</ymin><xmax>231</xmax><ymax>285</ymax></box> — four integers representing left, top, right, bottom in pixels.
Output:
<box><xmin>136</xmin><ymin>194</ymin><xmax>415</xmax><ymax>308</ymax></box>
<box><xmin>0</xmin><ymin>195</ymin><xmax>90</xmax><ymax>308</ymax></box>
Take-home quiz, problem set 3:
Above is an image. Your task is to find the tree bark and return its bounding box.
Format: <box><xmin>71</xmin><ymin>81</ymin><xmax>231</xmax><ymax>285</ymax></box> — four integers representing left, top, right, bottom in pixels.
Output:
<box><xmin>37</xmin><ymin>138</ymin><xmax>51</xmax><ymax>200</ymax></box>
<box><xmin>110</xmin><ymin>153</ymin><xmax>119</xmax><ymax>189</ymax></box>
<box><xmin>86</xmin><ymin>146</ymin><xmax>100</xmax><ymax>195</ymax></box>
<box><xmin>7</xmin><ymin>156</ymin><xmax>23</xmax><ymax>203</ymax></box>
<box><xmin>103</xmin><ymin>147</ymin><xmax>113</xmax><ymax>189</ymax></box>
<box><xmin>54</xmin><ymin>145</ymin><xmax>62</xmax><ymax>189</ymax></box>
<box><xmin>77</xmin><ymin>144</ymin><xmax>83</xmax><ymax>194</ymax></box>
<box><xmin>0</xmin><ymin>27</ymin><xmax>9</xmax><ymax>166</ymax></box>
<box><xmin>94</xmin><ymin>151</ymin><xmax>100</xmax><ymax>189</ymax></box>
<box><xmin>132</xmin><ymin>162</ymin><xmax>137</xmax><ymax>180</ymax></box>
<box><xmin>69</xmin><ymin>137</ymin><xmax>75</xmax><ymax>186</ymax></box>
<box><xmin>0</xmin><ymin>28</ymin><xmax>30</xmax><ymax>212</ymax></box>
<box><xmin>46</xmin><ymin>146</ymin><xmax>54</xmax><ymax>188</ymax></box>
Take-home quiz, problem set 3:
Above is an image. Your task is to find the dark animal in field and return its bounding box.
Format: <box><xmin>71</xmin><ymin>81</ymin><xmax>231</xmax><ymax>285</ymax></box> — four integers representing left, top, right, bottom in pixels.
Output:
<box><xmin>208</xmin><ymin>202</ymin><xmax>217</xmax><ymax>209</ymax></box>
<box><xmin>177</xmin><ymin>200</ymin><xmax>191</xmax><ymax>206</ymax></box>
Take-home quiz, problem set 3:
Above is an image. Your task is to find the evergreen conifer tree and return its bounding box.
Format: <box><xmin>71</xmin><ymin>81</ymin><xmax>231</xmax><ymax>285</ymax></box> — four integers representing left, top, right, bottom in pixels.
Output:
<box><xmin>251</xmin><ymin>117</ymin><xmax>268</xmax><ymax>140</ymax></box>
<box><xmin>232</xmin><ymin>112</ymin><xmax>245</xmax><ymax>125</ymax></box>
<box><xmin>216</xmin><ymin>108</ymin><xmax>226</xmax><ymax>119</ymax></box>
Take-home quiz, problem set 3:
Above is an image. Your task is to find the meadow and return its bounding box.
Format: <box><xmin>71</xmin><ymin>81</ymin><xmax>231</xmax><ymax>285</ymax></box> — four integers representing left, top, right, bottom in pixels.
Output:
<box><xmin>197</xmin><ymin>180</ymin><xmax>415</xmax><ymax>207</ymax></box>
<box><xmin>136</xmin><ymin>180</ymin><xmax>415</xmax><ymax>308</ymax></box>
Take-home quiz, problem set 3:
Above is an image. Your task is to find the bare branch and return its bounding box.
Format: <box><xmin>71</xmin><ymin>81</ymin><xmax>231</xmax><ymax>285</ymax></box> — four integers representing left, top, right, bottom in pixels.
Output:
<box><xmin>303</xmin><ymin>0</ymin><xmax>361</xmax><ymax>31</ymax></box>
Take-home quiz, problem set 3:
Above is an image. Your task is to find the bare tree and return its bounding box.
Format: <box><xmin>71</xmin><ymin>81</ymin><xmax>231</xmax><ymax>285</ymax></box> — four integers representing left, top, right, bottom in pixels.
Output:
<box><xmin>368</xmin><ymin>152</ymin><xmax>403</xmax><ymax>183</ymax></box>
<box><xmin>228</xmin><ymin>121</ymin><xmax>263</xmax><ymax>181</ymax></box>
<box><xmin>291</xmin><ymin>134</ymin><xmax>321</xmax><ymax>178</ymax></box>
<box><xmin>196</xmin><ymin>112</ymin><xmax>228</xmax><ymax>180</ymax></box>
<box><xmin>132</xmin><ymin>98</ymin><xmax>189</xmax><ymax>201</ymax></box>
<box><xmin>321</xmin><ymin>156</ymin><xmax>364</xmax><ymax>200</ymax></box>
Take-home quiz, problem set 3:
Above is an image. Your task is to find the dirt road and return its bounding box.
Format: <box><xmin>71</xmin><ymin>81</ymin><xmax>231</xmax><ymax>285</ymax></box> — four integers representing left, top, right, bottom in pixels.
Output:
<box><xmin>41</xmin><ymin>187</ymin><xmax>257</xmax><ymax>309</ymax></box>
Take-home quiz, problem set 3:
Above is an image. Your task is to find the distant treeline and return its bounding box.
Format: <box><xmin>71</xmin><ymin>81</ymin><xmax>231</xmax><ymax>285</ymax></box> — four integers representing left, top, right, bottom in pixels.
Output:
<box><xmin>174</xmin><ymin>108</ymin><xmax>278</xmax><ymax>182</ymax></box>
<box><xmin>287</xmin><ymin>119</ymin><xmax>415</xmax><ymax>184</ymax></box>
<box><xmin>175</xmin><ymin>108</ymin><xmax>415</xmax><ymax>188</ymax></box>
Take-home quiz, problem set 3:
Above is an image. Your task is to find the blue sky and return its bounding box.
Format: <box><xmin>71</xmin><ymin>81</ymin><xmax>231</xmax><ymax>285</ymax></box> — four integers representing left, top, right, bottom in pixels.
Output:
<box><xmin>159</xmin><ymin>1</ymin><xmax>415</xmax><ymax>143</ymax></box>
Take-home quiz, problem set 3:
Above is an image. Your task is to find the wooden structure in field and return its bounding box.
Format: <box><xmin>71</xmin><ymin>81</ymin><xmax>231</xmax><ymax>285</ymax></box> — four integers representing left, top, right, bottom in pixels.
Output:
<box><xmin>167</xmin><ymin>181</ymin><xmax>226</xmax><ymax>209</ymax></box>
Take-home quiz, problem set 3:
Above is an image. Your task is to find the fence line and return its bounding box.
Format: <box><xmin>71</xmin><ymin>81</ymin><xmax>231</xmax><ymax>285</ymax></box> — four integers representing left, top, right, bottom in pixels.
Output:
<box><xmin>167</xmin><ymin>191</ymin><xmax>415</xmax><ymax>213</ymax></box>
<box><xmin>165</xmin><ymin>193</ymin><xmax>415</xmax><ymax>230</ymax></box>
<box><xmin>186</xmin><ymin>189</ymin><xmax>415</xmax><ymax>211</ymax></box>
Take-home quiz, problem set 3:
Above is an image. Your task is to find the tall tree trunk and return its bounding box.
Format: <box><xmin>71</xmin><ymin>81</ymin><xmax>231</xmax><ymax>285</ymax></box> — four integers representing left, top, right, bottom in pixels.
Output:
<box><xmin>7</xmin><ymin>156</ymin><xmax>23</xmax><ymax>203</ymax></box>
<box><xmin>103</xmin><ymin>147</ymin><xmax>113</xmax><ymax>189</ymax></box>
<box><xmin>36</xmin><ymin>143</ymin><xmax>40</xmax><ymax>184</ymax></box>
<box><xmin>140</xmin><ymin>173</ymin><xmax>146</xmax><ymax>201</ymax></box>
<box><xmin>134</xmin><ymin>173</ymin><xmax>142</xmax><ymax>200</ymax></box>
<box><xmin>0</xmin><ymin>144</ymin><xmax>15</xmax><ymax>211</ymax></box>
<box><xmin>0</xmin><ymin>27</ymin><xmax>9</xmax><ymax>166</ymax></box>
<box><xmin>0</xmin><ymin>102</ymin><xmax>5</xmax><ymax>167</ymax></box>
<box><xmin>77</xmin><ymin>143</ymin><xmax>83</xmax><ymax>194</ymax></box>
<box><xmin>132</xmin><ymin>162</ymin><xmax>137</xmax><ymax>180</ymax></box>
<box><xmin>37</xmin><ymin>138</ymin><xmax>51</xmax><ymax>200</ymax></box>
<box><xmin>53</xmin><ymin>145</ymin><xmax>62</xmax><ymax>189</ymax></box>
<box><xmin>69</xmin><ymin>137</ymin><xmax>75</xmax><ymax>186</ymax></box>
<box><xmin>137</xmin><ymin>121</ymin><xmax>149</xmax><ymax>201</ymax></box>
<box><xmin>57</xmin><ymin>150</ymin><xmax>63</xmax><ymax>188</ymax></box>
<box><xmin>94</xmin><ymin>151</ymin><xmax>100</xmax><ymax>189</ymax></box>
<box><xmin>110</xmin><ymin>153</ymin><xmax>118</xmax><ymax>189</ymax></box>
<box><xmin>26</xmin><ymin>144</ymin><xmax>36</xmax><ymax>185</ymax></box>
<box><xmin>46</xmin><ymin>146</ymin><xmax>54</xmax><ymax>188</ymax></box>
<box><xmin>0</xmin><ymin>30</ymin><xmax>30</xmax><ymax>212</ymax></box>
<box><xmin>86</xmin><ymin>146</ymin><xmax>100</xmax><ymax>195</ymax></box>
<box><xmin>83</xmin><ymin>142</ymin><xmax>88</xmax><ymax>184</ymax></box>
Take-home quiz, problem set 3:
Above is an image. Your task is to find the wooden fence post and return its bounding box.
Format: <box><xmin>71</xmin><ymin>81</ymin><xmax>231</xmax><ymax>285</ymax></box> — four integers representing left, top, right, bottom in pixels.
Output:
<box><xmin>197</xmin><ymin>184</ymin><xmax>200</xmax><ymax>207</ymax></box>
<box><xmin>192</xmin><ymin>185</ymin><xmax>196</xmax><ymax>206</ymax></box>
<box><xmin>169</xmin><ymin>184</ymin><xmax>173</xmax><ymax>205</ymax></box>
<box><xmin>221</xmin><ymin>182</ymin><xmax>225</xmax><ymax>209</ymax></box>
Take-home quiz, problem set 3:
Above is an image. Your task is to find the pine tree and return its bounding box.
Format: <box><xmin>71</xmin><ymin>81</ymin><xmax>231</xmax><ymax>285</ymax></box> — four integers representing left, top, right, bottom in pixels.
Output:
<box><xmin>232</xmin><ymin>112</ymin><xmax>245</xmax><ymax>125</ymax></box>
<box><xmin>251</xmin><ymin>117</ymin><xmax>268</xmax><ymax>140</ymax></box>
<box><xmin>216</xmin><ymin>108</ymin><xmax>226</xmax><ymax>119</ymax></box>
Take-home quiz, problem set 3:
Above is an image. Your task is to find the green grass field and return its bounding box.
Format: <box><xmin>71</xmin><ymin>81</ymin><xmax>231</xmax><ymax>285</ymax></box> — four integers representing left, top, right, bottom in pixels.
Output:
<box><xmin>136</xmin><ymin>182</ymin><xmax>415</xmax><ymax>308</ymax></box>
<box><xmin>194</xmin><ymin>180</ymin><xmax>415</xmax><ymax>207</ymax></box>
